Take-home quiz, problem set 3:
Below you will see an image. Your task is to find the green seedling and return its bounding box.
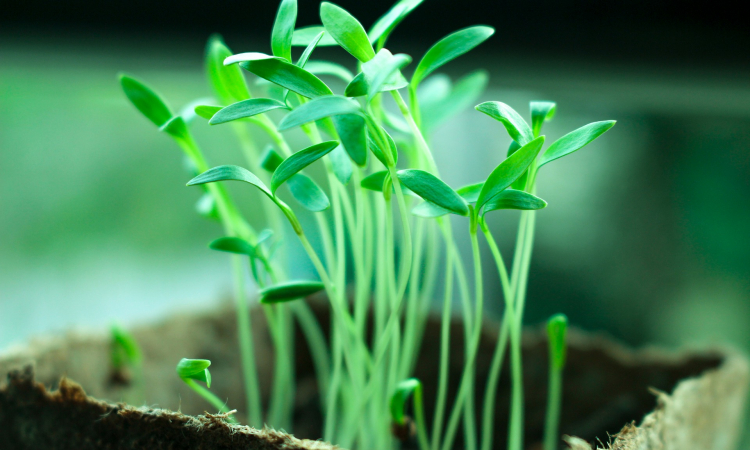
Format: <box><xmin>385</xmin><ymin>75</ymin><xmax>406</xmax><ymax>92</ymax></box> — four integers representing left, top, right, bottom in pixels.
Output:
<box><xmin>544</xmin><ymin>314</ymin><xmax>568</xmax><ymax>450</ymax></box>
<box><xmin>109</xmin><ymin>325</ymin><xmax>145</xmax><ymax>403</ymax></box>
<box><xmin>176</xmin><ymin>358</ymin><xmax>237</xmax><ymax>423</ymax></box>
<box><xmin>120</xmin><ymin>0</ymin><xmax>615</xmax><ymax>447</ymax></box>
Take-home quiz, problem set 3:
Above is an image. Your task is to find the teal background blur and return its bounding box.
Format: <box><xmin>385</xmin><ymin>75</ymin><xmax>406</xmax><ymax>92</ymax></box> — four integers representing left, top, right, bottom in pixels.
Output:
<box><xmin>1</xmin><ymin>1</ymin><xmax>749</xmax><ymax>440</ymax></box>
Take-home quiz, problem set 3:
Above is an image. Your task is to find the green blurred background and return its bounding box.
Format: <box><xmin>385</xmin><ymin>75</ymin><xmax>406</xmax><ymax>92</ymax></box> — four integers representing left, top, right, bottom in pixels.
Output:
<box><xmin>1</xmin><ymin>0</ymin><xmax>749</xmax><ymax>440</ymax></box>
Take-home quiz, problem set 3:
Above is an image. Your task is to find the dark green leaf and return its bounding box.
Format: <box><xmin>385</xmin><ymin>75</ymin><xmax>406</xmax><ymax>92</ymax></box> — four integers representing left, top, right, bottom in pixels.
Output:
<box><xmin>361</xmin><ymin>170</ymin><xmax>389</xmax><ymax>191</ymax></box>
<box><xmin>226</xmin><ymin>53</ymin><xmax>333</xmax><ymax>98</ymax></box>
<box><xmin>547</xmin><ymin>314</ymin><xmax>568</xmax><ymax>370</ymax></box>
<box><xmin>530</xmin><ymin>101</ymin><xmax>556</xmax><ymax>138</ymax></box>
<box><xmin>261</xmin><ymin>146</ymin><xmax>284</xmax><ymax>172</ymax></box>
<box><xmin>539</xmin><ymin>120</ymin><xmax>616</xmax><ymax>167</ymax></box>
<box><xmin>271</xmin><ymin>0</ymin><xmax>297</xmax><ymax>62</ymax></box>
<box><xmin>390</xmin><ymin>378</ymin><xmax>422</xmax><ymax>425</ymax></box>
<box><xmin>292</xmin><ymin>26</ymin><xmax>338</xmax><ymax>46</ymax></box>
<box><xmin>482</xmin><ymin>189</ymin><xmax>547</xmax><ymax>215</ymax></box>
<box><xmin>209</xmin><ymin>98</ymin><xmax>288</xmax><ymax>125</ymax></box>
<box><xmin>119</xmin><ymin>73</ymin><xmax>172</xmax><ymax>127</ymax></box>
<box><xmin>209</xmin><ymin>236</ymin><xmax>254</xmax><ymax>255</ymax></box>
<box><xmin>194</xmin><ymin>105</ymin><xmax>222</xmax><ymax>121</ymax></box>
<box><xmin>297</xmin><ymin>31</ymin><xmax>325</xmax><ymax>68</ymax></box>
<box><xmin>476</xmin><ymin>136</ymin><xmax>545</xmax><ymax>208</ymax></box>
<box><xmin>397</xmin><ymin>169</ymin><xmax>468</xmax><ymax>216</ymax></box>
<box><xmin>333</xmin><ymin>114</ymin><xmax>367</xmax><ymax>166</ymax></box>
<box><xmin>305</xmin><ymin>60</ymin><xmax>355</xmax><ymax>83</ymax></box>
<box><xmin>187</xmin><ymin>165</ymin><xmax>273</xmax><ymax>199</ymax></box>
<box><xmin>278</xmin><ymin>96</ymin><xmax>362</xmax><ymax>131</ymax></box>
<box><xmin>368</xmin><ymin>0</ymin><xmax>424</xmax><ymax>46</ymax></box>
<box><xmin>206</xmin><ymin>35</ymin><xmax>251</xmax><ymax>104</ymax></box>
<box><xmin>422</xmin><ymin>70</ymin><xmax>488</xmax><ymax>134</ymax></box>
<box><xmin>111</xmin><ymin>325</ymin><xmax>141</xmax><ymax>368</ymax></box>
<box><xmin>260</xmin><ymin>280</ymin><xmax>326</xmax><ymax>303</ymax></box>
<box><xmin>411</xmin><ymin>26</ymin><xmax>494</xmax><ymax>88</ymax></box>
<box><xmin>176</xmin><ymin>358</ymin><xmax>212</xmax><ymax>387</ymax></box>
<box><xmin>320</xmin><ymin>2</ymin><xmax>375</xmax><ymax>62</ymax></box>
<box><xmin>475</xmin><ymin>101</ymin><xmax>534</xmax><ymax>145</ymax></box>
<box><xmin>344</xmin><ymin>71</ymin><xmax>368</xmax><ymax>97</ymax></box>
<box><xmin>456</xmin><ymin>181</ymin><xmax>484</xmax><ymax>203</ymax></box>
<box><xmin>271</xmin><ymin>140</ymin><xmax>339</xmax><ymax>193</ymax></box>
<box><xmin>287</xmin><ymin>174</ymin><xmax>330</xmax><ymax>211</ymax></box>
<box><xmin>328</xmin><ymin>143</ymin><xmax>353</xmax><ymax>184</ymax></box>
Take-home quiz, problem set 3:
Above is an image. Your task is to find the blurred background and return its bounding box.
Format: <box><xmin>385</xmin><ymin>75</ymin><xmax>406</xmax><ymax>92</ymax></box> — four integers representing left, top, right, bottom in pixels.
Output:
<box><xmin>1</xmin><ymin>0</ymin><xmax>748</xmax><ymax>425</ymax></box>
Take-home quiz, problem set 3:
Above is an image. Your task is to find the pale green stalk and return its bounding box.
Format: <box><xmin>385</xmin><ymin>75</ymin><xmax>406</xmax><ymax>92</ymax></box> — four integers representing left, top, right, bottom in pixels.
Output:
<box><xmin>544</xmin><ymin>358</ymin><xmax>563</xmax><ymax>450</ymax></box>
<box><xmin>183</xmin><ymin>379</ymin><xmax>237</xmax><ymax>423</ymax></box>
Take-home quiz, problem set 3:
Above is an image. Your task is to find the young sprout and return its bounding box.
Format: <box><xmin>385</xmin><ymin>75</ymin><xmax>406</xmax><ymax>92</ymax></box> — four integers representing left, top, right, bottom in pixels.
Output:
<box><xmin>109</xmin><ymin>325</ymin><xmax>142</xmax><ymax>386</ymax></box>
<box><xmin>544</xmin><ymin>314</ymin><xmax>568</xmax><ymax>450</ymax></box>
<box><xmin>176</xmin><ymin>358</ymin><xmax>237</xmax><ymax>423</ymax></box>
<box><xmin>390</xmin><ymin>378</ymin><xmax>429</xmax><ymax>450</ymax></box>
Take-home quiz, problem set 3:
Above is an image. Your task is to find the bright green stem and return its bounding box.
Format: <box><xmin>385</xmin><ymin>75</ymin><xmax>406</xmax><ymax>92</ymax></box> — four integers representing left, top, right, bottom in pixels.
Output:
<box><xmin>543</xmin><ymin>363</ymin><xmax>563</xmax><ymax>450</ymax></box>
<box><xmin>183</xmin><ymin>379</ymin><xmax>237</xmax><ymax>424</ymax></box>
<box><xmin>391</xmin><ymin>89</ymin><xmax>437</xmax><ymax>173</ymax></box>
<box><xmin>414</xmin><ymin>384</ymin><xmax>431</xmax><ymax>450</ymax></box>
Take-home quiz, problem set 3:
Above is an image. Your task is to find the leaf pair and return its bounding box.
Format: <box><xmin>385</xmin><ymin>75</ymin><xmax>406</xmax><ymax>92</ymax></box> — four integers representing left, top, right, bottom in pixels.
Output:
<box><xmin>225</xmin><ymin>53</ymin><xmax>333</xmax><ymax>99</ymax></box>
<box><xmin>260</xmin><ymin>146</ymin><xmax>332</xmax><ymax>212</ymax></box>
<box><xmin>260</xmin><ymin>280</ymin><xmax>325</xmax><ymax>304</ymax></box>
<box><xmin>176</xmin><ymin>358</ymin><xmax>212</xmax><ymax>387</ymax></box>
<box><xmin>345</xmin><ymin>49</ymin><xmax>411</xmax><ymax>100</ymax></box>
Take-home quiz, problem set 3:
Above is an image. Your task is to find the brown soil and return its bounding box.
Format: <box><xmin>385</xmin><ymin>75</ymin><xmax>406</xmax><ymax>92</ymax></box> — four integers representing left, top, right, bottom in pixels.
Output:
<box><xmin>0</xmin><ymin>299</ymin><xmax>744</xmax><ymax>449</ymax></box>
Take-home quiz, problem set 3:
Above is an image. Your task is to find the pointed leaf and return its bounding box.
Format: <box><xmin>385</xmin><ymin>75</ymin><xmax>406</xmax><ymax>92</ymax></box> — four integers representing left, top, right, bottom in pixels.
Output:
<box><xmin>476</xmin><ymin>136</ymin><xmax>545</xmax><ymax>208</ymax></box>
<box><xmin>278</xmin><ymin>95</ymin><xmax>362</xmax><ymax>130</ymax></box>
<box><xmin>209</xmin><ymin>236</ymin><xmax>254</xmax><ymax>255</ymax></box>
<box><xmin>271</xmin><ymin>140</ymin><xmax>339</xmax><ymax>193</ymax></box>
<box><xmin>119</xmin><ymin>74</ymin><xmax>172</xmax><ymax>127</ymax></box>
<box><xmin>333</xmin><ymin>114</ymin><xmax>367</xmax><ymax>166</ymax></box>
<box><xmin>367</xmin><ymin>52</ymin><xmax>411</xmax><ymax>101</ymax></box>
<box><xmin>422</xmin><ymin>70</ymin><xmax>488</xmax><ymax>134</ymax></box>
<box><xmin>482</xmin><ymin>189</ymin><xmax>547</xmax><ymax>215</ymax></box>
<box><xmin>457</xmin><ymin>181</ymin><xmax>484</xmax><ymax>203</ymax></box>
<box><xmin>261</xmin><ymin>146</ymin><xmax>284</xmax><ymax>172</ymax></box>
<box><xmin>361</xmin><ymin>170</ymin><xmax>389</xmax><ymax>191</ymax></box>
<box><xmin>329</xmin><ymin>143</ymin><xmax>353</xmax><ymax>184</ymax></box>
<box><xmin>475</xmin><ymin>101</ymin><xmax>534</xmax><ymax>145</ymax></box>
<box><xmin>297</xmin><ymin>31</ymin><xmax>325</xmax><ymax>68</ymax></box>
<box><xmin>320</xmin><ymin>2</ymin><xmax>375</xmax><ymax>62</ymax></box>
<box><xmin>260</xmin><ymin>280</ymin><xmax>326</xmax><ymax>303</ymax></box>
<box><xmin>210</xmin><ymin>98</ymin><xmax>288</xmax><ymax>125</ymax></box>
<box><xmin>530</xmin><ymin>101</ymin><xmax>556</xmax><ymax>138</ymax></box>
<box><xmin>397</xmin><ymin>169</ymin><xmax>468</xmax><ymax>216</ymax></box>
<box><xmin>272</xmin><ymin>0</ymin><xmax>297</xmax><ymax>62</ymax></box>
<box><xmin>292</xmin><ymin>26</ymin><xmax>338</xmax><ymax>46</ymax></box>
<box><xmin>195</xmin><ymin>105</ymin><xmax>222</xmax><ymax>121</ymax></box>
<box><xmin>411</xmin><ymin>26</ymin><xmax>494</xmax><ymax>88</ymax></box>
<box><xmin>390</xmin><ymin>378</ymin><xmax>422</xmax><ymax>425</ymax></box>
<box><xmin>187</xmin><ymin>165</ymin><xmax>273</xmax><ymax>199</ymax></box>
<box><xmin>411</xmin><ymin>201</ymin><xmax>450</xmax><ymax>218</ymax></box>
<box><xmin>547</xmin><ymin>314</ymin><xmax>568</xmax><ymax>370</ymax></box>
<box><xmin>176</xmin><ymin>358</ymin><xmax>212</xmax><ymax>387</ymax></box>
<box><xmin>159</xmin><ymin>116</ymin><xmax>190</xmax><ymax>140</ymax></box>
<box><xmin>539</xmin><ymin>120</ymin><xmax>616</xmax><ymax>167</ymax></box>
<box><xmin>369</xmin><ymin>0</ymin><xmax>424</xmax><ymax>46</ymax></box>
<box><xmin>305</xmin><ymin>60</ymin><xmax>355</xmax><ymax>83</ymax></box>
<box><xmin>206</xmin><ymin>35</ymin><xmax>251</xmax><ymax>104</ymax></box>
<box><xmin>367</xmin><ymin>127</ymin><xmax>398</xmax><ymax>166</ymax></box>
<box><xmin>506</xmin><ymin>140</ymin><xmax>528</xmax><ymax>190</ymax></box>
<box><xmin>227</xmin><ymin>53</ymin><xmax>333</xmax><ymax>98</ymax></box>
<box><xmin>287</xmin><ymin>174</ymin><xmax>330</xmax><ymax>211</ymax></box>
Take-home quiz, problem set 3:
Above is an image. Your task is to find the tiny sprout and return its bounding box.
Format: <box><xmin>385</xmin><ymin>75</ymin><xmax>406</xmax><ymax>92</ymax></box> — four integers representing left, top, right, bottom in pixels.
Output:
<box><xmin>544</xmin><ymin>314</ymin><xmax>568</xmax><ymax>450</ymax></box>
<box><xmin>547</xmin><ymin>314</ymin><xmax>568</xmax><ymax>371</ymax></box>
<box><xmin>390</xmin><ymin>378</ymin><xmax>429</xmax><ymax>450</ymax></box>
<box><xmin>110</xmin><ymin>324</ymin><xmax>142</xmax><ymax>370</ymax></box>
<box><xmin>176</xmin><ymin>358</ymin><xmax>212</xmax><ymax>387</ymax></box>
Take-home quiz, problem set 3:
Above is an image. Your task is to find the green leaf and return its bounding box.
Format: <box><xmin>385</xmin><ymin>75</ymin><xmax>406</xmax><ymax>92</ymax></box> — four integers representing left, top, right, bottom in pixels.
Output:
<box><xmin>261</xmin><ymin>146</ymin><xmax>284</xmax><ymax>172</ymax></box>
<box><xmin>187</xmin><ymin>165</ymin><xmax>273</xmax><ymax>199</ymax></box>
<box><xmin>194</xmin><ymin>105</ymin><xmax>222</xmax><ymax>121</ymax></box>
<box><xmin>390</xmin><ymin>378</ymin><xmax>422</xmax><ymax>425</ymax></box>
<box><xmin>397</xmin><ymin>169</ymin><xmax>468</xmax><ymax>216</ymax></box>
<box><xmin>305</xmin><ymin>60</ymin><xmax>355</xmax><ymax>83</ymax></box>
<box><xmin>361</xmin><ymin>170</ymin><xmax>389</xmax><ymax>191</ymax></box>
<box><xmin>333</xmin><ymin>114</ymin><xmax>367</xmax><ymax>166</ymax></box>
<box><xmin>111</xmin><ymin>325</ymin><xmax>141</xmax><ymax>368</ymax></box>
<box><xmin>278</xmin><ymin>95</ymin><xmax>362</xmax><ymax>131</ymax></box>
<box><xmin>159</xmin><ymin>116</ymin><xmax>190</xmax><ymax>141</ymax></box>
<box><xmin>539</xmin><ymin>120</ymin><xmax>616</xmax><ymax>167</ymax></box>
<box><xmin>179</xmin><ymin>97</ymin><xmax>214</xmax><ymax>124</ymax></box>
<box><xmin>206</xmin><ymin>35</ymin><xmax>251</xmax><ymax>104</ymax></box>
<box><xmin>287</xmin><ymin>174</ymin><xmax>330</xmax><ymax>211</ymax></box>
<box><xmin>457</xmin><ymin>181</ymin><xmax>484</xmax><ymax>203</ymax></box>
<box><xmin>530</xmin><ymin>101</ymin><xmax>556</xmax><ymax>138</ymax></box>
<box><xmin>366</xmin><ymin>51</ymin><xmax>411</xmax><ymax>101</ymax></box>
<box><xmin>368</xmin><ymin>0</ymin><xmax>424</xmax><ymax>46</ymax></box>
<box><xmin>475</xmin><ymin>101</ymin><xmax>534</xmax><ymax>145</ymax></box>
<box><xmin>411</xmin><ymin>201</ymin><xmax>450</xmax><ymax>218</ymax></box>
<box><xmin>328</xmin><ymin>142</ymin><xmax>353</xmax><ymax>184</ymax></box>
<box><xmin>176</xmin><ymin>358</ymin><xmax>212</xmax><ymax>387</ymax></box>
<box><xmin>547</xmin><ymin>314</ymin><xmax>568</xmax><ymax>370</ymax></box>
<box><xmin>209</xmin><ymin>98</ymin><xmax>288</xmax><ymax>125</ymax></box>
<box><xmin>297</xmin><ymin>31</ymin><xmax>325</xmax><ymax>68</ymax></box>
<box><xmin>411</xmin><ymin>26</ymin><xmax>494</xmax><ymax>88</ymax></box>
<box><xmin>367</xmin><ymin>127</ymin><xmax>398</xmax><ymax>166</ymax></box>
<box><xmin>271</xmin><ymin>0</ymin><xmax>297</xmax><ymax>62</ymax></box>
<box><xmin>119</xmin><ymin>73</ymin><xmax>172</xmax><ymax>127</ymax></box>
<box><xmin>271</xmin><ymin>141</ymin><xmax>339</xmax><ymax>193</ymax></box>
<box><xmin>482</xmin><ymin>189</ymin><xmax>547</xmax><ymax>215</ymax></box>
<box><xmin>226</xmin><ymin>53</ymin><xmax>333</xmax><ymax>98</ymax></box>
<box><xmin>320</xmin><ymin>2</ymin><xmax>376</xmax><ymax>62</ymax></box>
<box><xmin>209</xmin><ymin>236</ymin><xmax>254</xmax><ymax>255</ymax></box>
<box><xmin>506</xmin><ymin>140</ymin><xmax>528</xmax><ymax>190</ymax></box>
<box><xmin>260</xmin><ymin>280</ymin><xmax>326</xmax><ymax>303</ymax></box>
<box><xmin>422</xmin><ymin>70</ymin><xmax>488</xmax><ymax>134</ymax></box>
<box><xmin>476</xmin><ymin>136</ymin><xmax>545</xmax><ymax>209</ymax></box>
<box><xmin>292</xmin><ymin>26</ymin><xmax>339</xmax><ymax>46</ymax></box>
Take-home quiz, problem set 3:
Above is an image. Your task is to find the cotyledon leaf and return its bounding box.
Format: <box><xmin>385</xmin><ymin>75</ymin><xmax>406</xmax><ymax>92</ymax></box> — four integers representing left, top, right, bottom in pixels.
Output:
<box><xmin>260</xmin><ymin>280</ymin><xmax>326</xmax><ymax>303</ymax></box>
<box><xmin>209</xmin><ymin>98</ymin><xmax>288</xmax><ymax>125</ymax></box>
<box><xmin>320</xmin><ymin>2</ymin><xmax>375</xmax><ymax>62</ymax></box>
<box><xmin>530</xmin><ymin>101</ymin><xmax>556</xmax><ymax>138</ymax></box>
<box><xmin>367</xmin><ymin>52</ymin><xmax>411</xmax><ymax>101</ymax></box>
<box><xmin>538</xmin><ymin>120</ymin><xmax>616</xmax><ymax>168</ymax></box>
<box><xmin>194</xmin><ymin>105</ymin><xmax>222</xmax><ymax>121</ymax></box>
<box><xmin>187</xmin><ymin>165</ymin><xmax>273</xmax><ymax>199</ymax></box>
<box><xmin>209</xmin><ymin>236</ymin><xmax>254</xmax><ymax>256</ymax></box>
<box><xmin>476</xmin><ymin>136</ymin><xmax>545</xmax><ymax>209</ymax></box>
<box><xmin>205</xmin><ymin>35</ymin><xmax>250</xmax><ymax>104</ymax></box>
<box><xmin>411</xmin><ymin>26</ymin><xmax>494</xmax><ymax>88</ymax></box>
<box><xmin>475</xmin><ymin>101</ymin><xmax>534</xmax><ymax>145</ymax></box>
<box><xmin>176</xmin><ymin>358</ymin><xmax>212</xmax><ymax>387</ymax></box>
<box><xmin>271</xmin><ymin>0</ymin><xmax>297</xmax><ymax>62</ymax></box>
<box><xmin>271</xmin><ymin>140</ymin><xmax>340</xmax><ymax>193</ymax></box>
<box><xmin>287</xmin><ymin>173</ymin><xmax>330</xmax><ymax>212</ymax></box>
<box><xmin>482</xmin><ymin>189</ymin><xmax>547</xmax><ymax>215</ymax></box>
<box><xmin>119</xmin><ymin>73</ymin><xmax>172</xmax><ymax>127</ymax></box>
<box><xmin>547</xmin><ymin>314</ymin><xmax>568</xmax><ymax>370</ymax></box>
<box><xmin>333</xmin><ymin>114</ymin><xmax>367</xmax><ymax>166</ymax></box>
<box><xmin>397</xmin><ymin>169</ymin><xmax>468</xmax><ymax>216</ymax></box>
<box><xmin>225</xmin><ymin>52</ymin><xmax>333</xmax><ymax>98</ymax></box>
<box><xmin>390</xmin><ymin>378</ymin><xmax>422</xmax><ymax>425</ymax></box>
<box><xmin>278</xmin><ymin>95</ymin><xmax>362</xmax><ymax>131</ymax></box>
<box><xmin>368</xmin><ymin>0</ymin><xmax>424</xmax><ymax>46</ymax></box>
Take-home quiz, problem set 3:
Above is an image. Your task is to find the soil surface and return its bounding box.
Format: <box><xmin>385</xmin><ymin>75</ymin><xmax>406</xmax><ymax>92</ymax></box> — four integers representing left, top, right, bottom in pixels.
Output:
<box><xmin>0</xmin><ymin>298</ymin><xmax>730</xmax><ymax>449</ymax></box>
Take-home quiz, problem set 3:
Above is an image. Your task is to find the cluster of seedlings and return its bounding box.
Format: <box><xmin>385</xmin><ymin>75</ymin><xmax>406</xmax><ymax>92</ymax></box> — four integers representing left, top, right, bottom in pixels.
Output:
<box><xmin>119</xmin><ymin>1</ymin><xmax>614</xmax><ymax>449</ymax></box>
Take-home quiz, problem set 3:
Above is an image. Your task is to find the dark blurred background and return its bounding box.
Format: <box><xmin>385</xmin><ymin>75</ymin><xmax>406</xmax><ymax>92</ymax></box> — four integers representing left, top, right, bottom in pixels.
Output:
<box><xmin>1</xmin><ymin>0</ymin><xmax>749</xmax><ymax>417</ymax></box>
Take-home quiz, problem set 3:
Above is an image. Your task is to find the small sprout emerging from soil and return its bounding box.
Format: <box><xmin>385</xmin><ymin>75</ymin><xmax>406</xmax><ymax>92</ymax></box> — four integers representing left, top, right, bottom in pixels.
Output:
<box><xmin>544</xmin><ymin>314</ymin><xmax>568</xmax><ymax>450</ymax></box>
<box><xmin>176</xmin><ymin>358</ymin><xmax>236</xmax><ymax>423</ymax></box>
<box><xmin>390</xmin><ymin>378</ymin><xmax>429</xmax><ymax>450</ymax></box>
<box><xmin>109</xmin><ymin>325</ymin><xmax>142</xmax><ymax>388</ymax></box>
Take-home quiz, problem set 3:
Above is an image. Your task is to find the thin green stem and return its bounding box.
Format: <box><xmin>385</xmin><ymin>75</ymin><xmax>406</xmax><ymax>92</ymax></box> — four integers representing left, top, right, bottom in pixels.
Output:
<box><xmin>414</xmin><ymin>385</ymin><xmax>431</xmax><ymax>450</ymax></box>
<box><xmin>543</xmin><ymin>363</ymin><xmax>563</xmax><ymax>450</ymax></box>
<box><xmin>183</xmin><ymin>379</ymin><xmax>237</xmax><ymax>423</ymax></box>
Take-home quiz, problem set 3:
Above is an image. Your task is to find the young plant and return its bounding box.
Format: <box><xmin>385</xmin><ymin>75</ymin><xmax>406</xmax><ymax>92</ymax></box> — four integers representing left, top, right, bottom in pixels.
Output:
<box><xmin>544</xmin><ymin>314</ymin><xmax>568</xmax><ymax>450</ymax></box>
<box><xmin>120</xmin><ymin>0</ymin><xmax>615</xmax><ymax>448</ymax></box>
<box><xmin>109</xmin><ymin>325</ymin><xmax>144</xmax><ymax>403</ymax></box>
<box><xmin>176</xmin><ymin>358</ymin><xmax>236</xmax><ymax>423</ymax></box>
